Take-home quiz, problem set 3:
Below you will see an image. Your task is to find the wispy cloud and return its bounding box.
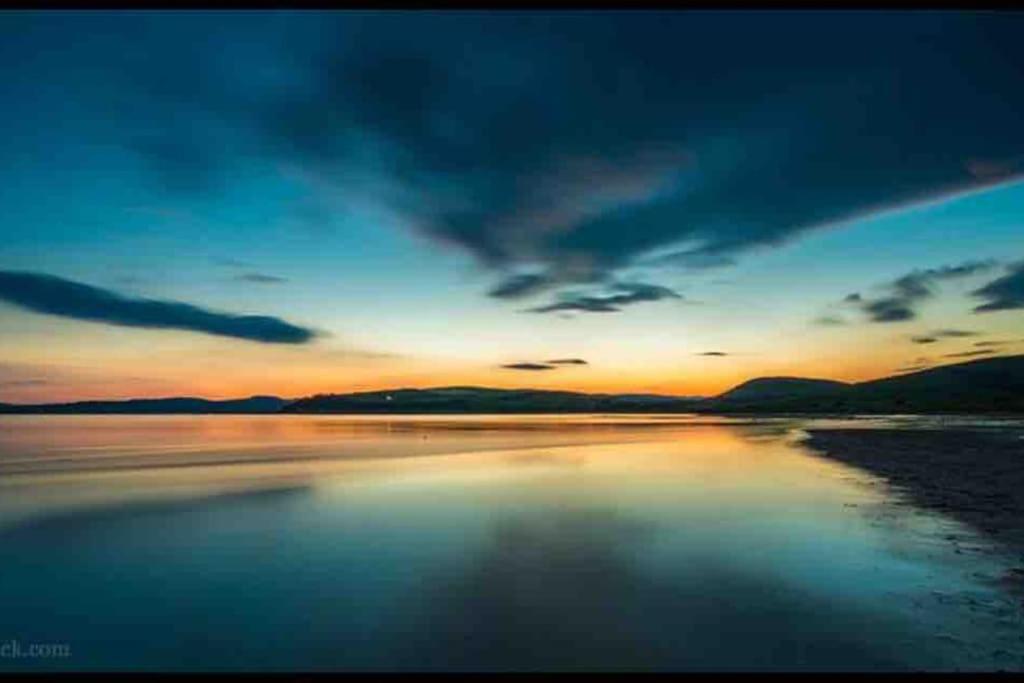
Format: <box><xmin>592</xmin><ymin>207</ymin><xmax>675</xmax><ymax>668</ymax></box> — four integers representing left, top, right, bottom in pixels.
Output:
<box><xmin>500</xmin><ymin>363</ymin><xmax>556</xmax><ymax>371</ymax></box>
<box><xmin>910</xmin><ymin>328</ymin><xmax>978</xmax><ymax>344</ymax></box>
<box><xmin>944</xmin><ymin>349</ymin><xmax>997</xmax><ymax>359</ymax></box>
<box><xmin>501</xmin><ymin>357</ymin><xmax>589</xmax><ymax>371</ymax></box>
<box><xmin>0</xmin><ymin>271</ymin><xmax>317</xmax><ymax>344</ymax></box>
<box><xmin>972</xmin><ymin>260</ymin><xmax>1024</xmax><ymax>313</ymax></box>
<box><xmin>844</xmin><ymin>260</ymin><xmax>997</xmax><ymax>323</ymax></box>
<box><xmin>529</xmin><ymin>282</ymin><xmax>681</xmax><ymax>314</ymax></box>
<box><xmin>696</xmin><ymin>351</ymin><xmax>729</xmax><ymax>357</ymax></box>
<box><xmin>895</xmin><ymin>363</ymin><xmax>932</xmax><ymax>374</ymax></box>
<box><xmin>894</xmin><ymin>355</ymin><xmax>934</xmax><ymax>373</ymax></box>
<box><xmin>0</xmin><ymin>379</ymin><xmax>51</xmax><ymax>388</ymax></box>
<box><xmin>236</xmin><ymin>273</ymin><xmax>288</xmax><ymax>285</ymax></box>
<box><xmin>488</xmin><ymin>274</ymin><xmax>553</xmax><ymax>300</ymax></box>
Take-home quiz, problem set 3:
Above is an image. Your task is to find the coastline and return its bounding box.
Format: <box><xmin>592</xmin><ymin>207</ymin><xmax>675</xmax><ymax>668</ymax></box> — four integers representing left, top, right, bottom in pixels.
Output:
<box><xmin>804</xmin><ymin>427</ymin><xmax>1024</xmax><ymax>575</ymax></box>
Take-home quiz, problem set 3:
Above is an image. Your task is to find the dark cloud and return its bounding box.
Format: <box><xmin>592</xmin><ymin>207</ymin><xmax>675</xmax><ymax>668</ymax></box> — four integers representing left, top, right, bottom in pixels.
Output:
<box><xmin>966</xmin><ymin>157</ymin><xmax>1024</xmax><ymax>180</ymax></box>
<box><xmin>500</xmin><ymin>357</ymin><xmax>588</xmax><ymax>370</ymax></box>
<box><xmin>529</xmin><ymin>300</ymin><xmax>618</xmax><ymax>315</ymax></box>
<box><xmin>972</xmin><ymin>261</ymin><xmax>1024</xmax><ymax>313</ymax></box>
<box><xmin>0</xmin><ymin>271</ymin><xmax>316</xmax><ymax>344</ymax></box>
<box><xmin>843</xmin><ymin>293</ymin><xmax>862</xmax><ymax>303</ymax></box>
<box><xmin>863</xmin><ymin>299</ymin><xmax>916</xmax><ymax>323</ymax></box>
<box><xmin>944</xmin><ymin>349</ymin><xmax>997</xmax><ymax>359</ymax></box>
<box><xmin>973</xmin><ymin>340</ymin><xmax>1011</xmax><ymax>348</ymax></box>
<box><xmin>850</xmin><ymin>260</ymin><xmax>997</xmax><ymax>323</ymax></box>
<box><xmin>644</xmin><ymin>250</ymin><xmax>737</xmax><ymax>272</ymax></box>
<box><xmin>488</xmin><ymin>274</ymin><xmax>553</xmax><ymax>300</ymax></box>
<box><xmin>59</xmin><ymin>12</ymin><xmax>1024</xmax><ymax>303</ymax></box>
<box><xmin>529</xmin><ymin>282</ymin><xmax>681</xmax><ymax>314</ymax></box>
<box><xmin>500</xmin><ymin>363</ymin><xmax>556</xmax><ymax>371</ymax></box>
<box><xmin>0</xmin><ymin>379</ymin><xmax>50</xmax><ymax>387</ymax></box>
<box><xmin>910</xmin><ymin>328</ymin><xmax>977</xmax><ymax>344</ymax></box>
<box><xmin>236</xmin><ymin>273</ymin><xmax>288</xmax><ymax>284</ymax></box>
<box><xmin>696</xmin><ymin>351</ymin><xmax>728</xmax><ymax>357</ymax></box>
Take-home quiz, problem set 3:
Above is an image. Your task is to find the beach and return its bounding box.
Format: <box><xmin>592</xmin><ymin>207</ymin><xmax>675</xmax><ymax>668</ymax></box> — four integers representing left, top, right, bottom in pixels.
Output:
<box><xmin>805</xmin><ymin>426</ymin><xmax>1024</xmax><ymax>592</ymax></box>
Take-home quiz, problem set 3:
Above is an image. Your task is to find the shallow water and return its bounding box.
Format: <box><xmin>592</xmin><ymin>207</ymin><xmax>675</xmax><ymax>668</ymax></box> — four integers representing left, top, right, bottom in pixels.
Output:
<box><xmin>0</xmin><ymin>415</ymin><xmax>1021</xmax><ymax>671</ymax></box>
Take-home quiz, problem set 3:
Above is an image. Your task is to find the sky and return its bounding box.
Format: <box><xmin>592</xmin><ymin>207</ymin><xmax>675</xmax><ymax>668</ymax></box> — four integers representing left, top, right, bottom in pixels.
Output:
<box><xmin>1</xmin><ymin>10</ymin><xmax>1023</xmax><ymax>402</ymax></box>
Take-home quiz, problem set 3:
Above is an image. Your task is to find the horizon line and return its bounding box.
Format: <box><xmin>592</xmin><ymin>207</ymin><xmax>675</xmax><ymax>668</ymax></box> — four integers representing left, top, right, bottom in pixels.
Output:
<box><xmin>1</xmin><ymin>352</ymin><xmax>1018</xmax><ymax>407</ymax></box>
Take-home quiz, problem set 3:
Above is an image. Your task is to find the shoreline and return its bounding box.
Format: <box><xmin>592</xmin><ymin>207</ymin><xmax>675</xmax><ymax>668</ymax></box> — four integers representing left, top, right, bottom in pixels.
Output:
<box><xmin>804</xmin><ymin>428</ymin><xmax>1024</xmax><ymax>573</ymax></box>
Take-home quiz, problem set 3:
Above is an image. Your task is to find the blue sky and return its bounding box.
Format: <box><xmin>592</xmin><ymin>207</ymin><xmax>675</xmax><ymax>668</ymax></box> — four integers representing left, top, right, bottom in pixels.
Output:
<box><xmin>0</xmin><ymin>10</ymin><xmax>1022</xmax><ymax>401</ymax></box>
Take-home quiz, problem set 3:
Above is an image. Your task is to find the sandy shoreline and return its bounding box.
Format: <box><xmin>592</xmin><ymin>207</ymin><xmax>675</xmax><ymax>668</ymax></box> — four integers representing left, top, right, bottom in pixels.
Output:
<box><xmin>804</xmin><ymin>427</ymin><xmax>1024</xmax><ymax>578</ymax></box>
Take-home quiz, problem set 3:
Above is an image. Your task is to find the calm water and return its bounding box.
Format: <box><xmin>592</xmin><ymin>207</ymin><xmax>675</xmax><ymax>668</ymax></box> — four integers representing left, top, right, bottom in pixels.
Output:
<box><xmin>0</xmin><ymin>415</ymin><xmax>1021</xmax><ymax>671</ymax></box>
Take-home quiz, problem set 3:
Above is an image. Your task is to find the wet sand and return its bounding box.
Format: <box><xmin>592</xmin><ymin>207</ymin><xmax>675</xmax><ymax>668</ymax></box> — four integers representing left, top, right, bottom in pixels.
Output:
<box><xmin>805</xmin><ymin>427</ymin><xmax>1024</xmax><ymax>585</ymax></box>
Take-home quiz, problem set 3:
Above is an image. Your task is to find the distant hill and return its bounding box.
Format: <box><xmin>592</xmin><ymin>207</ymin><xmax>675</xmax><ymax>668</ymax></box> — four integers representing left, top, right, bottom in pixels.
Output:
<box><xmin>844</xmin><ymin>354</ymin><xmax>1024</xmax><ymax>414</ymax></box>
<box><xmin>714</xmin><ymin>377</ymin><xmax>850</xmax><ymax>403</ymax></box>
<box><xmin>0</xmin><ymin>395</ymin><xmax>288</xmax><ymax>414</ymax></box>
<box><xmin>283</xmin><ymin>386</ymin><xmax>700</xmax><ymax>414</ymax></box>
<box><xmin>705</xmin><ymin>355</ymin><xmax>1024</xmax><ymax>414</ymax></box>
<box><xmin>3</xmin><ymin>355</ymin><xmax>1022</xmax><ymax>415</ymax></box>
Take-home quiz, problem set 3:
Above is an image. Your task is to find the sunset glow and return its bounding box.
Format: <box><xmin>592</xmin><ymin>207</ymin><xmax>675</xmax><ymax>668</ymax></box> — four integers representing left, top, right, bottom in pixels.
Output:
<box><xmin>1</xmin><ymin>11</ymin><xmax>1022</xmax><ymax>403</ymax></box>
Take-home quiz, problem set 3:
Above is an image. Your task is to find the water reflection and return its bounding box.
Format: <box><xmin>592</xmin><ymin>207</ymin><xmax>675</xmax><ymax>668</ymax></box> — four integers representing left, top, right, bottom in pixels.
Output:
<box><xmin>396</xmin><ymin>507</ymin><xmax>930</xmax><ymax>671</ymax></box>
<box><xmin>0</xmin><ymin>415</ymin><xmax>1022</xmax><ymax>671</ymax></box>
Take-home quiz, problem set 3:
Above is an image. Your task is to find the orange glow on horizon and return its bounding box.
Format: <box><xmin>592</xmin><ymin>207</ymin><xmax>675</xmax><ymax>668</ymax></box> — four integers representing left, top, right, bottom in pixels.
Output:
<box><xmin>0</xmin><ymin>352</ymin><xmax>921</xmax><ymax>404</ymax></box>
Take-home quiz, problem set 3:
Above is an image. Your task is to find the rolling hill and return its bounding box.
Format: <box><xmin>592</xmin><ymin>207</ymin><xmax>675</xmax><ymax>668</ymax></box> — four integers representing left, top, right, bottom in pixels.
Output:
<box><xmin>2</xmin><ymin>355</ymin><xmax>1022</xmax><ymax>415</ymax></box>
<box><xmin>713</xmin><ymin>377</ymin><xmax>850</xmax><ymax>403</ymax></box>
<box><xmin>704</xmin><ymin>355</ymin><xmax>1024</xmax><ymax>414</ymax></box>
<box><xmin>282</xmin><ymin>386</ymin><xmax>700</xmax><ymax>414</ymax></box>
<box><xmin>0</xmin><ymin>395</ymin><xmax>289</xmax><ymax>414</ymax></box>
